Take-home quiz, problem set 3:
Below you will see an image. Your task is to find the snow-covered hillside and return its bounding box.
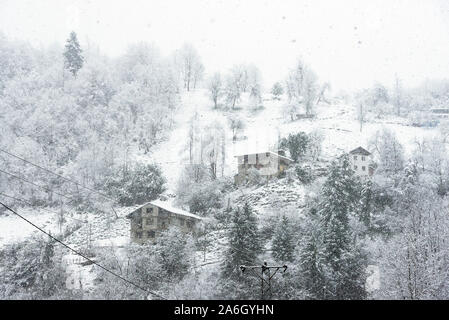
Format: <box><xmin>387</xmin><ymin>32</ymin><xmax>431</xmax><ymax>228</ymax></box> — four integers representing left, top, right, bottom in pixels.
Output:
<box><xmin>0</xmin><ymin>88</ymin><xmax>439</xmax><ymax>249</ymax></box>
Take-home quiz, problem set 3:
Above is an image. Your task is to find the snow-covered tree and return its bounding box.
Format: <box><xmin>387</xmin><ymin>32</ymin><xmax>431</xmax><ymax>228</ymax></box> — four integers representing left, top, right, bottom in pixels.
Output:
<box><xmin>316</xmin><ymin>154</ymin><xmax>367</xmax><ymax>299</ymax></box>
<box><xmin>272</xmin><ymin>215</ymin><xmax>295</xmax><ymax>262</ymax></box>
<box><xmin>207</xmin><ymin>72</ymin><xmax>223</xmax><ymax>109</ymax></box>
<box><xmin>369</xmin><ymin>128</ymin><xmax>405</xmax><ymax>175</ymax></box>
<box><xmin>225</xmin><ymin>66</ymin><xmax>244</xmax><ymax>109</ymax></box>
<box><xmin>221</xmin><ymin>203</ymin><xmax>262</xmax><ymax>299</ymax></box>
<box><xmin>297</xmin><ymin>212</ymin><xmax>325</xmax><ymax>299</ymax></box>
<box><xmin>392</xmin><ymin>75</ymin><xmax>403</xmax><ymax>116</ymax></box>
<box><xmin>280</xmin><ymin>132</ymin><xmax>309</xmax><ymax>162</ymax></box>
<box><xmin>155</xmin><ymin>226</ymin><xmax>196</xmax><ymax>279</ymax></box>
<box><xmin>376</xmin><ymin>167</ymin><xmax>449</xmax><ymax>299</ymax></box>
<box><xmin>228</xmin><ymin>115</ymin><xmax>245</xmax><ymax>141</ymax></box>
<box><xmin>223</xmin><ymin>203</ymin><xmax>262</xmax><ymax>277</ymax></box>
<box><xmin>63</xmin><ymin>31</ymin><xmax>84</xmax><ymax>77</ymax></box>
<box><xmin>104</xmin><ymin>163</ymin><xmax>166</xmax><ymax>206</ymax></box>
<box><xmin>285</xmin><ymin>59</ymin><xmax>319</xmax><ymax>116</ymax></box>
<box><xmin>249</xmin><ymin>83</ymin><xmax>262</xmax><ymax>110</ymax></box>
<box><xmin>271</xmin><ymin>82</ymin><xmax>284</xmax><ymax>100</ymax></box>
<box><xmin>178</xmin><ymin>43</ymin><xmax>203</xmax><ymax>91</ymax></box>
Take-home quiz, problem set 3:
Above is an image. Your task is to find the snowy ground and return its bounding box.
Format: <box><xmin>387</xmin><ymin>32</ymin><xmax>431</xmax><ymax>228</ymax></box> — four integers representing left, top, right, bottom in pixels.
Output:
<box><xmin>138</xmin><ymin>89</ymin><xmax>438</xmax><ymax>196</ymax></box>
<box><xmin>0</xmin><ymin>207</ymin><xmax>78</xmax><ymax>248</ymax></box>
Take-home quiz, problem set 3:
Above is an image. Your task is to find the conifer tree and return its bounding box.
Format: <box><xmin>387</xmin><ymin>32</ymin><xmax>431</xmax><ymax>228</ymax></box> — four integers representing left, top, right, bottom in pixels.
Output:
<box><xmin>223</xmin><ymin>202</ymin><xmax>261</xmax><ymax>278</ymax></box>
<box><xmin>272</xmin><ymin>215</ymin><xmax>295</xmax><ymax>262</ymax></box>
<box><xmin>221</xmin><ymin>202</ymin><xmax>262</xmax><ymax>299</ymax></box>
<box><xmin>317</xmin><ymin>154</ymin><xmax>367</xmax><ymax>299</ymax></box>
<box><xmin>63</xmin><ymin>31</ymin><xmax>84</xmax><ymax>77</ymax></box>
<box><xmin>298</xmin><ymin>213</ymin><xmax>325</xmax><ymax>299</ymax></box>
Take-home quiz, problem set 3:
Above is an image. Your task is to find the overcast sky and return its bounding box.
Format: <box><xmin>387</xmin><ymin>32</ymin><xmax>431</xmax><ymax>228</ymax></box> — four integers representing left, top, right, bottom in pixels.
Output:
<box><xmin>1</xmin><ymin>0</ymin><xmax>448</xmax><ymax>91</ymax></box>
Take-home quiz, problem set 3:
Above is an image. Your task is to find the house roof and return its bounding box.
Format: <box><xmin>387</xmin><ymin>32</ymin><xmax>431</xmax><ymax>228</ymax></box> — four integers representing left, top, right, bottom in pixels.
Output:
<box><xmin>234</xmin><ymin>151</ymin><xmax>294</xmax><ymax>163</ymax></box>
<box><xmin>349</xmin><ymin>146</ymin><xmax>371</xmax><ymax>156</ymax></box>
<box><xmin>127</xmin><ymin>200</ymin><xmax>202</xmax><ymax>220</ymax></box>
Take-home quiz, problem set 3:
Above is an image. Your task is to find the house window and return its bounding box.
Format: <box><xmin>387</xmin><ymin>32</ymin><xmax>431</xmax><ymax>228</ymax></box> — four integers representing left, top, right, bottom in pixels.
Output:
<box><xmin>147</xmin><ymin>207</ymin><xmax>153</xmax><ymax>213</ymax></box>
<box><xmin>186</xmin><ymin>221</ymin><xmax>193</xmax><ymax>229</ymax></box>
<box><xmin>266</xmin><ymin>152</ymin><xmax>270</xmax><ymax>157</ymax></box>
<box><xmin>354</xmin><ymin>165</ymin><xmax>358</xmax><ymax>170</ymax></box>
<box><xmin>244</xmin><ymin>155</ymin><xmax>248</xmax><ymax>163</ymax></box>
<box><xmin>353</xmin><ymin>156</ymin><xmax>357</xmax><ymax>160</ymax></box>
<box><xmin>179</xmin><ymin>218</ymin><xmax>185</xmax><ymax>226</ymax></box>
<box><xmin>136</xmin><ymin>232</ymin><xmax>142</xmax><ymax>239</ymax></box>
<box><xmin>147</xmin><ymin>231</ymin><xmax>155</xmax><ymax>238</ymax></box>
<box><xmin>362</xmin><ymin>156</ymin><xmax>366</xmax><ymax>161</ymax></box>
<box><xmin>362</xmin><ymin>166</ymin><xmax>366</xmax><ymax>171</ymax></box>
<box><xmin>134</xmin><ymin>216</ymin><xmax>143</xmax><ymax>227</ymax></box>
<box><xmin>146</xmin><ymin>217</ymin><xmax>154</xmax><ymax>225</ymax></box>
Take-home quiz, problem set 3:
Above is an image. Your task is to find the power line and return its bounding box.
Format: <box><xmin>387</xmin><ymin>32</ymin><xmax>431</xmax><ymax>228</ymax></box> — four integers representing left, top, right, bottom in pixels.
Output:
<box><xmin>0</xmin><ymin>168</ymin><xmax>75</xmax><ymax>202</ymax></box>
<box><xmin>0</xmin><ymin>148</ymin><xmax>114</xmax><ymax>201</ymax></box>
<box><xmin>0</xmin><ymin>192</ymin><xmax>85</xmax><ymax>224</ymax></box>
<box><xmin>198</xmin><ymin>227</ymin><xmax>265</xmax><ymax>265</ymax></box>
<box><xmin>0</xmin><ymin>200</ymin><xmax>166</xmax><ymax>300</ymax></box>
<box><xmin>0</xmin><ymin>191</ymin><xmax>169</xmax><ymax>285</ymax></box>
<box><xmin>0</xmin><ymin>166</ymin><xmax>119</xmax><ymax>219</ymax></box>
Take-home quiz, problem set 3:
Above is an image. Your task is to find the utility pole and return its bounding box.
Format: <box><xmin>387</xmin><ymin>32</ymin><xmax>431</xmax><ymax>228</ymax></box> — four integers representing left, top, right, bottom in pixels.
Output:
<box><xmin>240</xmin><ymin>262</ymin><xmax>287</xmax><ymax>299</ymax></box>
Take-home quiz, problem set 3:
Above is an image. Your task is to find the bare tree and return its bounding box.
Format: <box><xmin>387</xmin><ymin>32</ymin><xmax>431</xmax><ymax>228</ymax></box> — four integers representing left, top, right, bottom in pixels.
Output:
<box><xmin>285</xmin><ymin>59</ymin><xmax>319</xmax><ymax>116</ymax></box>
<box><xmin>392</xmin><ymin>75</ymin><xmax>403</xmax><ymax>117</ymax></box>
<box><xmin>357</xmin><ymin>102</ymin><xmax>366</xmax><ymax>132</ymax></box>
<box><xmin>179</xmin><ymin>43</ymin><xmax>204</xmax><ymax>91</ymax></box>
<box><xmin>316</xmin><ymin>82</ymin><xmax>331</xmax><ymax>105</ymax></box>
<box><xmin>193</xmin><ymin>62</ymin><xmax>204</xmax><ymax>89</ymax></box>
<box><xmin>207</xmin><ymin>72</ymin><xmax>223</xmax><ymax>109</ymax></box>
<box><xmin>369</xmin><ymin>128</ymin><xmax>405</xmax><ymax>174</ymax></box>
<box><xmin>228</xmin><ymin>115</ymin><xmax>245</xmax><ymax>141</ymax></box>
<box><xmin>201</xmin><ymin>122</ymin><xmax>226</xmax><ymax>179</ymax></box>
<box><xmin>225</xmin><ymin>68</ymin><xmax>243</xmax><ymax>109</ymax></box>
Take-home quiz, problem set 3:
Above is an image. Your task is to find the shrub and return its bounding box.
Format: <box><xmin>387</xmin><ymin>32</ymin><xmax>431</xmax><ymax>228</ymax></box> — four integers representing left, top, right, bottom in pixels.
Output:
<box><xmin>295</xmin><ymin>164</ymin><xmax>314</xmax><ymax>184</ymax></box>
<box><xmin>246</xmin><ymin>167</ymin><xmax>264</xmax><ymax>186</ymax></box>
<box><xmin>104</xmin><ymin>163</ymin><xmax>166</xmax><ymax>206</ymax></box>
<box><xmin>280</xmin><ymin>132</ymin><xmax>309</xmax><ymax>162</ymax></box>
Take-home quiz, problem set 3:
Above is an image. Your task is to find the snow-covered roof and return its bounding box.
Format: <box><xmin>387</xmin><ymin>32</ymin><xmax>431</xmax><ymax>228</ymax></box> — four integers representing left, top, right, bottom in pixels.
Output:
<box><xmin>127</xmin><ymin>200</ymin><xmax>202</xmax><ymax>220</ymax></box>
<box><xmin>234</xmin><ymin>151</ymin><xmax>294</xmax><ymax>163</ymax></box>
<box><xmin>349</xmin><ymin>146</ymin><xmax>371</xmax><ymax>156</ymax></box>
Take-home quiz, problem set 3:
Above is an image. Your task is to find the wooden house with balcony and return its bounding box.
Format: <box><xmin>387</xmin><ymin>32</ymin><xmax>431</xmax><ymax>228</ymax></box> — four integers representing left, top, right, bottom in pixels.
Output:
<box><xmin>234</xmin><ymin>150</ymin><xmax>294</xmax><ymax>184</ymax></box>
<box><xmin>126</xmin><ymin>199</ymin><xmax>202</xmax><ymax>244</ymax></box>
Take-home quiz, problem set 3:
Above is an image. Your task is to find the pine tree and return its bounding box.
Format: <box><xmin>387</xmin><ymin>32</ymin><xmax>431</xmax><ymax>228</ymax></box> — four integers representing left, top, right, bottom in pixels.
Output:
<box><xmin>63</xmin><ymin>31</ymin><xmax>84</xmax><ymax>77</ymax></box>
<box><xmin>298</xmin><ymin>213</ymin><xmax>325</xmax><ymax>299</ymax></box>
<box><xmin>272</xmin><ymin>215</ymin><xmax>295</xmax><ymax>262</ymax></box>
<box><xmin>317</xmin><ymin>154</ymin><xmax>367</xmax><ymax>299</ymax></box>
<box><xmin>221</xmin><ymin>202</ymin><xmax>262</xmax><ymax>299</ymax></box>
<box><xmin>223</xmin><ymin>202</ymin><xmax>261</xmax><ymax>277</ymax></box>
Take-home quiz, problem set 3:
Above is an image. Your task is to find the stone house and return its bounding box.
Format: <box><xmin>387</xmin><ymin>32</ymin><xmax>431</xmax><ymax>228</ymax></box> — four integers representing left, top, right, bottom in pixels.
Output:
<box><xmin>126</xmin><ymin>199</ymin><xmax>202</xmax><ymax>244</ymax></box>
<box><xmin>234</xmin><ymin>150</ymin><xmax>294</xmax><ymax>184</ymax></box>
<box><xmin>349</xmin><ymin>146</ymin><xmax>375</xmax><ymax>177</ymax></box>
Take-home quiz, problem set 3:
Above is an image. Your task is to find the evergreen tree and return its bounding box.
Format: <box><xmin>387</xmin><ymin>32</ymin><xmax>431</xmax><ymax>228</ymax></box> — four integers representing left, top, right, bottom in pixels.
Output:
<box><xmin>223</xmin><ymin>202</ymin><xmax>261</xmax><ymax>277</ymax></box>
<box><xmin>63</xmin><ymin>31</ymin><xmax>84</xmax><ymax>77</ymax></box>
<box><xmin>272</xmin><ymin>215</ymin><xmax>295</xmax><ymax>262</ymax></box>
<box><xmin>298</xmin><ymin>213</ymin><xmax>325</xmax><ymax>299</ymax></box>
<box><xmin>280</xmin><ymin>132</ymin><xmax>309</xmax><ymax>162</ymax></box>
<box><xmin>155</xmin><ymin>226</ymin><xmax>195</xmax><ymax>280</ymax></box>
<box><xmin>317</xmin><ymin>154</ymin><xmax>367</xmax><ymax>299</ymax></box>
<box><xmin>221</xmin><ymin>203</ymin><xmax>262</xmax><ymax>299</ymax></box>
<box><xmin>271</xmin><ymin>82</ymin><xmax>284</xmax><ymax>100</ymax></box>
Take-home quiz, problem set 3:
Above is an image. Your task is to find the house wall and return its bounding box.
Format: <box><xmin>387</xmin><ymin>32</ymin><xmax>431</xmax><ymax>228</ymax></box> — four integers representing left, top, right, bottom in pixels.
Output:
<box><xmin>349</xmin><ymin>154</ymin><xmax>372</xmax><ymax>177</ymax></box>
<box><xmin>235</xmin><ymin>152</ymin><xmax>290</xmax><ymax>184</ymax></box>
<box><xmin>130</xmin><ymin>204</ymin><xmax>199</xmax><ymax>244</ymax></box>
